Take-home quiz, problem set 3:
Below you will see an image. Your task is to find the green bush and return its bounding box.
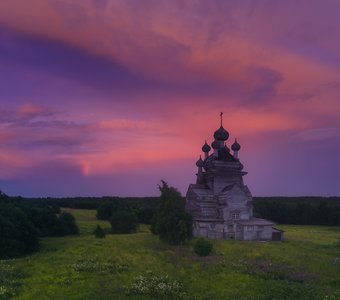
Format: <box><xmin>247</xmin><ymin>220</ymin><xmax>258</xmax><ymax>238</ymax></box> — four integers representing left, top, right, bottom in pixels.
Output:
<box><xmin>93</xmin><ymin>225</ymin><xmax>106</xmax><ymax>238</ymax></box>
<box><xmin>194</xmin><ymin>238</ymin><xmax>213</xmax><ymax>256</ymax></box>
<box><xmin>109</xmin><ymin>210</ymin><xmax>138</xmax><ymax>234</ymax></box>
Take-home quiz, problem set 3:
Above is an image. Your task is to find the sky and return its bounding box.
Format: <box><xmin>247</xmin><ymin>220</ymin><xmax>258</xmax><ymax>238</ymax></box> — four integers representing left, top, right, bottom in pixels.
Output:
<box><xmin>0</xmin><ymin>0</ymin><xmax>340</xmax><ymax>197</ymax></box>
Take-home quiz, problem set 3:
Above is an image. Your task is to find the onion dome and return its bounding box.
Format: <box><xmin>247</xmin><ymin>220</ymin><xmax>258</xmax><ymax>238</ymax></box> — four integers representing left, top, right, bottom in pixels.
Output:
<box><xmin>196</xmin><ymin>156</ymin><xmax>204</xmax><ymax>167</ymax></box>
<box><xmin>211</xmin><ymin>140</ymin><xmax>220</xmax><ymax>149</ymax></box>
<box><xmin>202</xmin><ymin>140</ymin><xmax>211</xmax><ymax>153</ymax></box>
<box><xmin>231</xmin><ymin>139</ymin><xmax>241</xmax><ymax>151</ymax></box>
<box><xmin>214</xmin><ymin>126</ymin><xmax>229</xmax><ymax>141</ymax></box>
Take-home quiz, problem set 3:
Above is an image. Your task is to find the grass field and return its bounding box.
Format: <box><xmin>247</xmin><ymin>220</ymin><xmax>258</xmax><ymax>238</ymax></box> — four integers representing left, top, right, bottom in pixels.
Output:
<box><xmin>2</xmin><ymin>208</ymin><xmax>340</xmax><ymax>300</ymax></box>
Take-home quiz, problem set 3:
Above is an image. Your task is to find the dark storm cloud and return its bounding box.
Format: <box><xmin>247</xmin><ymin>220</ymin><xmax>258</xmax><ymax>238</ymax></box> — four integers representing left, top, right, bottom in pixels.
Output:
<box><xmin>0</xmin><ymin>24</ymin><xmax>283</xmax><ymax>107</ymax></box>
<box><xmin>0</xmin><ymin>26</ymin><xmax>155</xmax><ymax>93</ymax></box>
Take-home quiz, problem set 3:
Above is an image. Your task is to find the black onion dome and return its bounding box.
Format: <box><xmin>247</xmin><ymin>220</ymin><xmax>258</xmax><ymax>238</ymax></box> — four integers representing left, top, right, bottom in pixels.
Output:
<box><xmin>202</xmin><ymin>140</ymin><xmax>211</xmax><ymax>153</ymax></box>
<box><xmin>231</xmin><ymin>139</ymin><xmax>241</xmax><ymax>151</ymax></box>
<box><xmin>196</xmin><ymin>156</ymin><xmax>204</xmax><ymax>167</ymax></box>
<box><xmin>211</xmin><ymin>140</ymin><xmax>220</xmax><ymax>149</ymax></box>
<box><xmin>214</xmin><ymin>126</ymin><xmax>229</xmax><ymax>141</ymax></box>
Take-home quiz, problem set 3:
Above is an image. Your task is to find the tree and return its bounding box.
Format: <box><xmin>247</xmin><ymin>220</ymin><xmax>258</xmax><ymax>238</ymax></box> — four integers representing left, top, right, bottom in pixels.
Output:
<box><xmin>109</xmin><ymin>210</ymin><xmax>138</xmax><ymax>234</ymax></box>
<box><xmin>59</xmin><ymin>212</ymin><xmax>79</xmax><ymax>235</ymax></box>
<box><xmin>0</xmin><ymin>190</ymin><xmax>8</xmax><ymax>202</ymax></box>
<box><xmin>0</xmin><ymin>203</ymin><xmax>39</xmax><ymax>259</ymax></box>
<box><xmin>151</xmin><ymin>181</ymin><xmax>193</xmax><ymax>245</ymax></box>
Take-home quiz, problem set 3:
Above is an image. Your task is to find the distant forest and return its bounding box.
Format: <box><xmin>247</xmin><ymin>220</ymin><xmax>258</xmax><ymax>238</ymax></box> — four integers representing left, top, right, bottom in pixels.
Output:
<box><xmin>3</xmin><ymin>193</ymin><xmax>340</xmax><ymax>226</ymax></box>
<box><xmin>254</xmin><ymin>197</ymin><xmax>340</xmax><ymax>226</ymax></box>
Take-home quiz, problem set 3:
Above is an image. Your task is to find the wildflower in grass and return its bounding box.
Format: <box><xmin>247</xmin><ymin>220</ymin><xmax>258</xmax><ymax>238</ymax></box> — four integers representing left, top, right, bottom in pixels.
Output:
<box><xmin>72</xmin><ymin>258</ymin><xmax>128</xmax><ymax>274</ymax></box>
<box><xmin>0</xmin><ymin>263</ymin><xmax>23</xmax><ymax>299</ymax></box>
<box><xmin>126</xmin><ymin>271</ymin><xmax>186</xmax><ymax>298</ymax></box>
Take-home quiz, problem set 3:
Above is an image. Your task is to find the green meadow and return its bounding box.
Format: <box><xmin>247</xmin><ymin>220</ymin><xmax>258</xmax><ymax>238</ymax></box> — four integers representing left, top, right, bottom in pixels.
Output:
<box><xmin>2</xmin><ymin>209</ymin><xmax>340</xmax><ymax>300</ymax></box>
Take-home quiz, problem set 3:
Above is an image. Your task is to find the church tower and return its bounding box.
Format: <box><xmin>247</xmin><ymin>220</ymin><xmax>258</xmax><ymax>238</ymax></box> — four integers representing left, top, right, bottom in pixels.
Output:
<box><xmin>186</xmin><ymin>113</ymin><xmax>281</xmax><ymax>241</ymax></box>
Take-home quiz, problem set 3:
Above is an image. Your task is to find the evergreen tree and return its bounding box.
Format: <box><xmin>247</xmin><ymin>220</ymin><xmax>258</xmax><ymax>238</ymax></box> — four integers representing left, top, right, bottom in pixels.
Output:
<box><xmin>151</xmin><ymin>181</ymin><xmax>193</xmax><ymax>245</ymax></box>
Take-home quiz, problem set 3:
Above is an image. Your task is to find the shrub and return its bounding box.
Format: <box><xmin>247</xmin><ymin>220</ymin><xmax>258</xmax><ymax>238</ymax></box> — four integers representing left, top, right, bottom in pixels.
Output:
<box><xmin>194</xmin><ymin>238</ymin><xmax>213</xmax><ymax>256</ymax></box>
<box><xmin>93</xmin><ymin>225</ymin><xmax>106</xmax><ymax>238</ymax></box>
<box><xmin>109</xmin><ymin>210</ymin><xmax>138</xmax><ymax>234</ymax></box>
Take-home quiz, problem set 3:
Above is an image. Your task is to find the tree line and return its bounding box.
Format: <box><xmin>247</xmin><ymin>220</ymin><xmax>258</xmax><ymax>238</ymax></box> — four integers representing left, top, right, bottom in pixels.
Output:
<box><xmin>253</xmin><ymin>197</ymin><xmax>340</xmax><ymax>226</ymax></box>
<box><xmin>95</xmin><ymin>196</ymin><xmax>340</xmax><ymax>227</ymax></box>
<box><xmin>5</xmin><ymin>193</ymin><xmax>340</xmax><ymax>226</ymax></box>
<box><xmin>10</xmin><ymin>195</ymin><xmax>160</xmax><ymax>225</ymax></box>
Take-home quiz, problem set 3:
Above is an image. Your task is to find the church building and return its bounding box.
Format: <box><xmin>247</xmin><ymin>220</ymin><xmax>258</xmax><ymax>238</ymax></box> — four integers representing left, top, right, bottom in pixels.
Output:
<box><xmin>186</xmin><ymin>113</ymin><xmax>283</xmax><ymax>241</ymax></box>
